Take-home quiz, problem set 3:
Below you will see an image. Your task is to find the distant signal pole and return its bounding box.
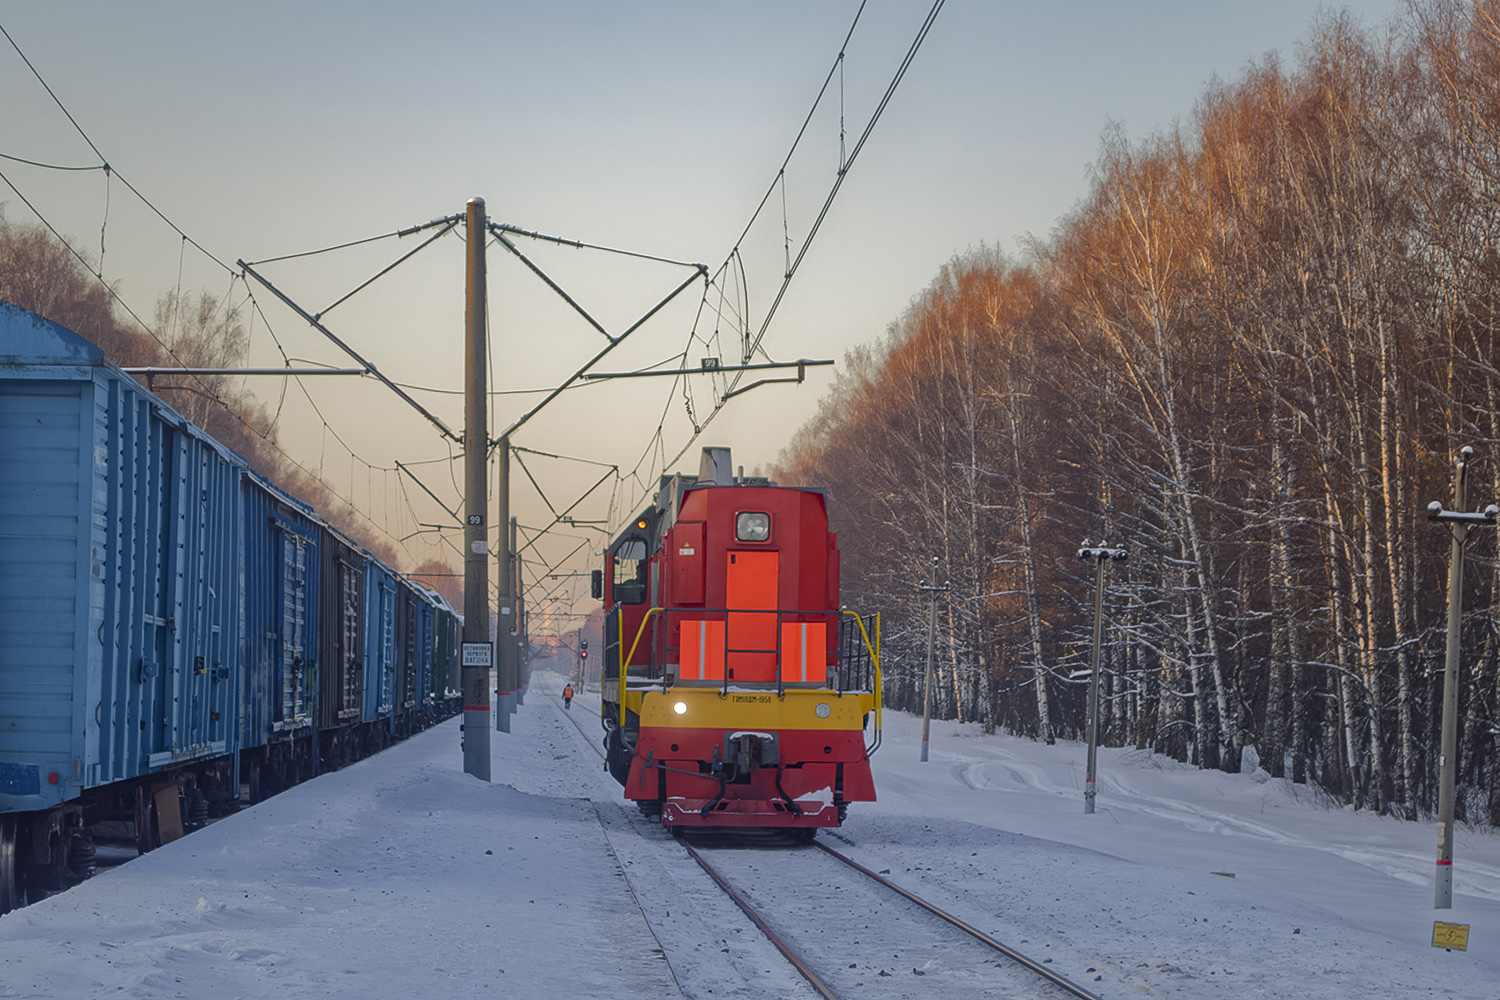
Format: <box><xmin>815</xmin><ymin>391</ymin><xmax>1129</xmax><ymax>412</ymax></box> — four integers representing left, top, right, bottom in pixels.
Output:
<box><xmin>461</xmin><ymin>197</ymin><xmax>493</xmax><ymax>780</ymax></box>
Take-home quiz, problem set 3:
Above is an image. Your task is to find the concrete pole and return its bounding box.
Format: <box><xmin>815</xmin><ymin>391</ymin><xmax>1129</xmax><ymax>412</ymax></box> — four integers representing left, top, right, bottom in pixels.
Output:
<box><xmin>512</xmin><ymin>515</ymin><xmax>525</xmax><ymax>707</ymax></box>
<box><xmin>1435</xmin><ymin>448</ymin><xmax>1470</xmax><ymax>909</ymax></box>
<box><xmin>919</xmin><ymin>557</ymin><xmax>946</xmax><ymax>763</ymax></box>
<box><xmin>1078</xmin><ymin>542</ymin><xmax>1127</xmax><ymax>815</ymax></box>
<box><xmin>1085</xmin><ymin>554</ymin><xmax>1106</xmax><ymax>815</ymax></box>
<box><xmin>920</xmin><ymin>585</ymin><xmax>937</xmax><ymax>762</ymax></box>
<box><xmin>496</xmin><ymin>438</ymin><xmax>514</xmax><ymax>732</ymax></box>
<box><xmin>461</xmin><ymin>197</ymin><xmax>491</xmax><ymax>781</ymax></box>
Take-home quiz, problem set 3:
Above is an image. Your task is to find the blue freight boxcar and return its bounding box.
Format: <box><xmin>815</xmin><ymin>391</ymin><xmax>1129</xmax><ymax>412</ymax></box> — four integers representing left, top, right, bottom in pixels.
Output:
<box><xmin>0</xmin><ymin>302</ymin><xmax>462</xmax><ymax>914</ymax></box>
<box><xmin>1</xmin><ymin>304</ymin><xmax>244</xmax><ymax>907</ymax></box>
<box><xmin>419</xmin><ymin>586</ymin><xmax>461</xmax><ymax>708</ymax></box>
<box><xmin>237</xmin><ymin>470</ymin><xmax>321</xmax><ymax>799</ymax></box>
<box><xmin>315</xmin><ymin>522</ymin><xmax>363</xmax><ymax>766</ymax></box>
<box><xmin>362</xmin><ymin>557</ymin><xmax>399</xmax><ymax>728</ymax></box>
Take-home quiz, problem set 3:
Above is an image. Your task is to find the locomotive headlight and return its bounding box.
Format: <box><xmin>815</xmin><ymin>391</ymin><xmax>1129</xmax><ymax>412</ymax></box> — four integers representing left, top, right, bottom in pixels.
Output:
<box><xmin>735</xmin><ymin>511</ymin><xmax>770</xmax><ymax>542</ymax></box>
<box><xmin>815</xmin><ymin>703</ymin><xmax>831</xmax><ymax>719</ymax></box>
<box><xmin>673</xmin><ymin>701</ymin><xmax>688</xmax><ymax>715</ymax></box>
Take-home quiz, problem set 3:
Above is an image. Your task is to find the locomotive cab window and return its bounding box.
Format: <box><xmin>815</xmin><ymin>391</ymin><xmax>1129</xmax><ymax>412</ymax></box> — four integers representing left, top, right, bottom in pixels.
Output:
<box><xmin>735</xmin><ymin>511</ymin><xmax>770</xmax><ymax>542</ymax></box>
<box><xmin>612</xmin><ymin>537</ymin><xmax>649</xmax><ymax>605</ymax></box>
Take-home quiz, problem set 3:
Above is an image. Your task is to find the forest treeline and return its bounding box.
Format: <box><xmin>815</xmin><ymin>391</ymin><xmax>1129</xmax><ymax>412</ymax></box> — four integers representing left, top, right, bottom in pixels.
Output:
<box><xmin>777</xmin><ymin>1</ymin><xmax>1500</xmax><ymax>823</ymax></box>
<box><xmin>0</xmin><ymin>212</ymin><xmax>461</xmax><ymax>607</ymax></box>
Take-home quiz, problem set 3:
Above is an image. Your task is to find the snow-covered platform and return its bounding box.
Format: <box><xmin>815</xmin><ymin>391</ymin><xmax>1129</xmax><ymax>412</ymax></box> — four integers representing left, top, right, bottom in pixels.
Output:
<box><xmin>0</xmin><ymin>691</ymin><xmax>678</xmax><ymax>999</ymax></box>
<box><xmin>5</xmin><ymin>662</ymin><xmax>1500</xmax><ymax>999</ymax></box>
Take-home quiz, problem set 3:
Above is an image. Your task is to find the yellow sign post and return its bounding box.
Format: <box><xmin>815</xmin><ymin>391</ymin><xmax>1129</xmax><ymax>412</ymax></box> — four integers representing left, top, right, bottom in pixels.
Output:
<box><xmin>1432</xmin><ymin>921</ymin><xmax>1470</xmax><ymax>951</ymax></box>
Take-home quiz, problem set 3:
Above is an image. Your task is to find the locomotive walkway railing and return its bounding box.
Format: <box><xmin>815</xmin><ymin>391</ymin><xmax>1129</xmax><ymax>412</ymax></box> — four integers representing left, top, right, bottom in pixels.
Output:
<box><xmin>841</xmin><ymin>610</ymin><xmax>882</xmax><ymax>757</ymax></box>
<box><xmin>606</xmin><ymin>605</ymin><xmax>882</xmax><ymax>746</ymax></box>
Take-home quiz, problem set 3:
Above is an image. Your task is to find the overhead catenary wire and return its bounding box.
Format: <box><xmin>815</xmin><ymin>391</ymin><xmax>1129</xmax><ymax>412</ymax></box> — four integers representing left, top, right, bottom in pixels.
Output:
<box><xmin>491</xmin><ymin>221</ymin><xmax>705</xmax><ymax>271</ymax></box>
<box><xmin>2</xmin><ymin>20</ymin><xmax>234</xmax><ymax>274</ymax></box>
<box><xmin>2</xmin><ymin>22</ymin><xmax>465</xmax><ymax>566</ymax></box>
<box><xmin>652</xmin><ymin>0</ymin><xmax>947</xmax><ymax>484</ymax></box>
<box><xmin>240</xmin><ymin>215</ymin><xmax>460</xmax><ymax>267</ymax></box>
<box><xmin>583</xmin><ymin>0</ymin><xmax>946</xmax><ymax>534</ymax></box>
<box><xmin>0</xmin><ymin>151</ymin><xmax>105</xmax><ymax>171</ymax></box>
<box><xmin>0</xmin><ymin>28</ymin><xmax>436</xmax><ymax>565</ymax></box>
<box><xmin>0</xmin><ymin>165</ymin><xmax>227</xmax><ymax>404</ymax></box>
<box><xmin>6</xmin><ymin>7</ymin><xmax>942</xmax><ymax>616</ymax></box>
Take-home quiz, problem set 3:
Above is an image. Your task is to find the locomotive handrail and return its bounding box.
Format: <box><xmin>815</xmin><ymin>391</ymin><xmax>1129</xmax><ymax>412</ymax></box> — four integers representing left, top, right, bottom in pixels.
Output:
<box><xmin>843</xmin><ymin>610</ymin><xmax>882</xmax><ymax>756</ymax></box>
<box><xmin>872</xmin><ymin>612</ymin><xmax>883</xmax><ymax>756</ymax></box>
<box><xmin>618</xmin><ymin>606</ymin><xmax>664</xmax><ymax>727</ymax></box>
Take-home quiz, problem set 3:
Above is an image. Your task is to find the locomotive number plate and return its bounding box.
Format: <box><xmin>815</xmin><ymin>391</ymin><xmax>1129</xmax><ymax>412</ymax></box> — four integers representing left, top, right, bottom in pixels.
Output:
<box><xmin>730</xmin><ymin>694</ymin><xmax>773</xmax><ymax>704</ymax></box>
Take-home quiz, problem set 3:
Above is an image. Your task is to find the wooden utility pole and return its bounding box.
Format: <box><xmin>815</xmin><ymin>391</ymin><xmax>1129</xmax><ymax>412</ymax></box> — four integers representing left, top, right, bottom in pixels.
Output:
<box><xmin>461</xmin><ymin>197</ymin><xmax>492</xmax><ymax>780</ymax></box>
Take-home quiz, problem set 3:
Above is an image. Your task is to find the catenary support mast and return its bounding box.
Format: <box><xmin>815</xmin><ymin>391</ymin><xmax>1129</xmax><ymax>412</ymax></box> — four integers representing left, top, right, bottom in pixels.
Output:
<box><xmin>462</xmin><ymin>197</ymin><xmax>492</xmax><ymax>779</ymax></box>
<box><xmin>496</xmin><ymin>439</ymin><xmax>516</xmax><ymax>730</ymax></box>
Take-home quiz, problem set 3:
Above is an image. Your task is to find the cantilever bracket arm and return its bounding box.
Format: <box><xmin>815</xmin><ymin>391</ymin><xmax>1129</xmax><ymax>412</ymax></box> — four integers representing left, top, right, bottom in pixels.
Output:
<box><xmin>720</xmin><ymin>360</ymin><xmax>821</xmax><ymax>402</ymax></box>
<box><xmin>490</xmin><ymin>227</ymin><xmax>614</xmax><ymax>342</ymax></box>
<box><xmin>239</xmin><ymin>259</ymin><xmax>461</xmax><ymax>443</ymax></box>
<box><xmin>493</xmin><ymin>265</ymin><xmax>708</xmax><ymax>442</ymax></box>
<box><xmin>395</xmin><ymin>461</ymin><xmax>461</xmax><ymax>523</ymax></box>
<box><xmin>583</xmin><ymin>358</ymin><xmax>833</xmax><ymax>382</ymax></box>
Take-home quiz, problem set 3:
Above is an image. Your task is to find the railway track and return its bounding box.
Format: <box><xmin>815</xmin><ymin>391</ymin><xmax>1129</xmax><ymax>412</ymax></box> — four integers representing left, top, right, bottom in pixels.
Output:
<box><xmin>686</xmin><ymin>840</ymin><xmax>1102</xmax><ymax>1000</ymax></box>
<box><xmin>544</xmin><ymin>676</ymin><xmax>1103</xmax><ymax>1000</ymax></box>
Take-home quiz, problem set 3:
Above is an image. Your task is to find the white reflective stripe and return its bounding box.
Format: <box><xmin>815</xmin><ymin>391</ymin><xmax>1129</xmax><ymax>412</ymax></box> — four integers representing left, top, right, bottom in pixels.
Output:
<box><xmin>800</xmin><ymin>623</ymin><xmax>808</xmax><ymax>682</ymax></box>
<box><xmin>698</xmin><ymin>620</ymin><xmax>707</xmax><ymax>679</ymax></box>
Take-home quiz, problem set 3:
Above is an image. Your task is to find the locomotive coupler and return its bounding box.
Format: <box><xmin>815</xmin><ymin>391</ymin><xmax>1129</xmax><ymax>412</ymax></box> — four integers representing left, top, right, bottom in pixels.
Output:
<box><xmin>722</xmin><ymin>731</ymin><xmax>778</xmax><ymax>782</ymax></box>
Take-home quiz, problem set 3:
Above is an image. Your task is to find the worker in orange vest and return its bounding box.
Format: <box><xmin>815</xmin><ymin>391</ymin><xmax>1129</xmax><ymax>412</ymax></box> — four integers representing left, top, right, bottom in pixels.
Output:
<box><xmin>563</xmin><ymin>683</ymin><xmax>574</xmax><ymax>709</ymax></box>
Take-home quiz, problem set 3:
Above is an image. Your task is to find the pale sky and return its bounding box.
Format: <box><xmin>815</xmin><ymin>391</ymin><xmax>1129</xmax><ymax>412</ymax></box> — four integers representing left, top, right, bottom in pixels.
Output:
<box><xmin>0</xmin><ymin>1</ymin><xmax>1408</xmax><ymax>627</ymax></box>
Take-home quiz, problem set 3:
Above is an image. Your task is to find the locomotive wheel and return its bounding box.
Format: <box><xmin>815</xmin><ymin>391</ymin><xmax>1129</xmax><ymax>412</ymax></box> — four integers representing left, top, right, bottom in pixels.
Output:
<box><xmin>0</xmin><ymin>814</ymin><xmax>25</xmax><ymax>914</ymax></box>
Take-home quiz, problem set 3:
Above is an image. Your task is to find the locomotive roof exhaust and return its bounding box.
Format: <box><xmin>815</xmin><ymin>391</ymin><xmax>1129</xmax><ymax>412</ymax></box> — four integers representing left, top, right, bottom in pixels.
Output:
<box><xmin>699</xmin><ymin>447</ymin><xmax>733</xmax><ymax>486</ymax></box>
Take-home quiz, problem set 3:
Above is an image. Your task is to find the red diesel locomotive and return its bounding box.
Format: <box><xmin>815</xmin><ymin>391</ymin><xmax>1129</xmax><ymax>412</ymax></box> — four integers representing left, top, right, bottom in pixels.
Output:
<box><xmin>598</xmin><ymin>448</ymin><xmax>881</xmax><ymax>834</ymax></box>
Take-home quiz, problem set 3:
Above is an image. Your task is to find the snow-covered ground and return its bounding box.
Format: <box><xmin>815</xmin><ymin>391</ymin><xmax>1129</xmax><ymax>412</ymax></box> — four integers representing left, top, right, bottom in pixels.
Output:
<box><xmin>2</xmin><ymin>660</ymin><xmax>1495</xmax><ymax>999</ymax></box>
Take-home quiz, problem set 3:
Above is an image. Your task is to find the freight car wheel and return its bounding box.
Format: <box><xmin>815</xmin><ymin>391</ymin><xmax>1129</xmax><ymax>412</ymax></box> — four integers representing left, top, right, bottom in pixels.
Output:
<box><xmin>0</xmin><ymin>814</ymin><xmax>26</xmax><ymax>914</ymax></box>
<box><xmin>246</xmin><ymin>760</ymin><xmax>263</xmax><ymax>805</ymax></box>
<box><xmin>133</xmin><ymin>786</ymin><xmax>159</xmax><ymax>854</ymax></box>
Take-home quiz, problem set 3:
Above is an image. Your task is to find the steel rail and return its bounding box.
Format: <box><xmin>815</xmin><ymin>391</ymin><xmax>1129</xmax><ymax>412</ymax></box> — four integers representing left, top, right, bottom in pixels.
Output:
<box><xmin>547</xmin><ymin>677</ymin><xmax>605</xmax><ymax>759</ymax></box>
<box><xmin>684</xmin><ymin>845</ymin><xmax>840</xmax><ymax>1000</ymax></box>
<box><xmin>548</xmin><ymin>670</ymin><xmax>1096</xmax><ymax>1000</ymax></box>
<box><xmin>812</xmin><ymin>841</ymin><xmax>1103</xmax><ymax>1000</ymax></box>
<box><xmin>549</xmin><ymin>679</ymin><xmax>834</xmax><ymax>999</ymax></box>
